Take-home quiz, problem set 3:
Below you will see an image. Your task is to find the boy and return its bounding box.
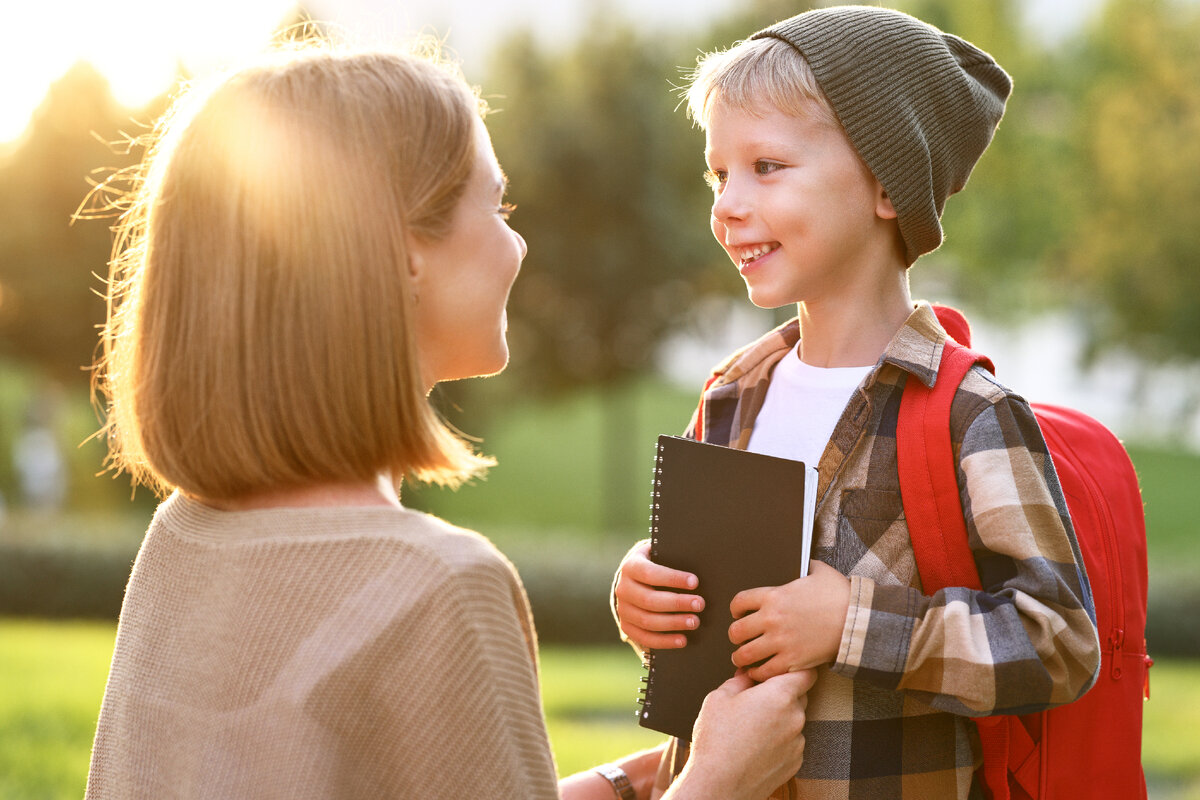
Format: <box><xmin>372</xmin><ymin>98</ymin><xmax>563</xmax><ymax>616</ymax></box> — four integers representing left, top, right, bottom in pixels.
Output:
<box><xmin>612</xmin><ymin>7</ymin><xmax>1101</xmax><ymax>799</ymax></box>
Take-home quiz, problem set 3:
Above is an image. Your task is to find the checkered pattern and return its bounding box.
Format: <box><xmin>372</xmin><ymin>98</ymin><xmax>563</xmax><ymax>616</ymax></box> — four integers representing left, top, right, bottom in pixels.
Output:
<box><xmin>656</xmin><ymin>303</ymin><xmax>1099</xmax><ymax>800</ymax></box>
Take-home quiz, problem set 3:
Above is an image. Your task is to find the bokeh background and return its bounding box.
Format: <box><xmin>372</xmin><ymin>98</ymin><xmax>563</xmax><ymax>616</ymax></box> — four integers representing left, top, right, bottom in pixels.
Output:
<box><xmin>1</xmin><ymin>0</ymin><xmax>1198</xmax><ymax>797</ymax></box>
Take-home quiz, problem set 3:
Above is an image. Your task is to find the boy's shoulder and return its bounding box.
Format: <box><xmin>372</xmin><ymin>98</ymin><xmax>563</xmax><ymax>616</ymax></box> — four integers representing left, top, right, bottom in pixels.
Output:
<box><xmin>702</xmin><ymin>317</ymin><xmax>800</xmax><ymax>391</ymax></box>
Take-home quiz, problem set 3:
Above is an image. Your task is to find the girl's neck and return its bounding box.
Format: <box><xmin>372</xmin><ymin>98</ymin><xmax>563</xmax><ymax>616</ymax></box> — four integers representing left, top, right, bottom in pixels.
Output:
<box><xmin>194</xmin><ymin>474</ymin><xmax>401</xmax><ymax>511</ymax></box>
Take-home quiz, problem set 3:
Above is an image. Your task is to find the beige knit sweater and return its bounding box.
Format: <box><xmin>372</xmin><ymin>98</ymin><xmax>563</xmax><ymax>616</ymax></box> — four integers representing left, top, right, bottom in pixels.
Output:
<box><xmin>86</xmin><ymin>492</ymin><xmax>561</xmax><ymax>799</ymax></box>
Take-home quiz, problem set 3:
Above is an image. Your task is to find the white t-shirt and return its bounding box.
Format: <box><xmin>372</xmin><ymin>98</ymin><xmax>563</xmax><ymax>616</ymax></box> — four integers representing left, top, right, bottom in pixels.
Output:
<box><xmin>746</xmin><ymin>342</ymin><xmax>873</xmax><ymax>467</ymax></box>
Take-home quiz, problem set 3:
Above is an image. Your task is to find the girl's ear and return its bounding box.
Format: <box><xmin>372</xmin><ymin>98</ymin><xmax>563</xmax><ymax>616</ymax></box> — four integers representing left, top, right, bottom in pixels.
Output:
<box><xmin>406</xmin><ymin>235</ymin><xmax>428</xmax><ymax>287</ymax></box>
<box><xmin>876</xmin><ymin>183</ymin><xmax>898</xmax><ymax>220</ymax></box>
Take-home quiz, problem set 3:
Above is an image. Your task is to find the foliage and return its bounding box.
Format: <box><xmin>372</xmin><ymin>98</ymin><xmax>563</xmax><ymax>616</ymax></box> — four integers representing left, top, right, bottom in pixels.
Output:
<box><xmin>0</xmin><ymin>541</ymin><xmax>134</xmax><ymax>619</ymax></box>
<box><xmin>1065</xmin><ymin>0</ymin><xmax>1200</xmax><ymax>367</ymax></box>
<box><xmin>0</xmin><ymin>64</ymin><xmax>151</xmax><ymax>382</ymax></box>
<box><xmin>899</xmin><ymin>0</ymin><xmax>1080</xmax><ymax>312</ymax></box>
<box><xmin>483</xmin><ymin>22</ymin><xmax>711</xmax><ymax>394</ymax></box>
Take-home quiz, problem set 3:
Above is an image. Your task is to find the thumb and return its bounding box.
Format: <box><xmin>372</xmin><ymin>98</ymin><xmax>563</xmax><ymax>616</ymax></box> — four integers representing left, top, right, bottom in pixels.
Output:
<box><xmin>761</xmin><ymin>667</ymin><xmax>818</xmax><ymax>697</ymax></box>
<box><xmin>714</xmin><ymin>669</ymin><xmax>755</xmax><ymax>696</ymax></box>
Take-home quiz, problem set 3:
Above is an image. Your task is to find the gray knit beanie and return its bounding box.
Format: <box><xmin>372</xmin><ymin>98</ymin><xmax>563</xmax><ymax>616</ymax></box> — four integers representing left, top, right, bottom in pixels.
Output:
<box><xmin>751</xmin><ymin>6</ymin><xmax>1012</xmax><ymax>265</ymax></box>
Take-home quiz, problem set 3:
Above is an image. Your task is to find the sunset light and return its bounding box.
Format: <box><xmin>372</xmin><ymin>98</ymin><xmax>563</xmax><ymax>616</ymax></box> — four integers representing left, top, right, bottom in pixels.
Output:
<box><xmin>3</xmin><ymin>0</ymin><xmax>296</xmax><ymax>144</ymax></box>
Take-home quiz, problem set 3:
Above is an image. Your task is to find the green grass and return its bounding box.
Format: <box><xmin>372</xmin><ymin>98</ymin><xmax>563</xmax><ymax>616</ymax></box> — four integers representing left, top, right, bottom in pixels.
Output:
<box><xmin>2</xmin><ymin>618</ymin><xmax>1197</xmax><ymax>798</ymax></box>
<box><xmin>1127</xmin><ymin>444</ymin><xmax>1200</xmax><ymax>576</ymax></box>
<box><xmin>0</xmin><ymin>619</ymin><xmax>114</xmax><ymax>800</ymax></box>
<box><xmin>539</xmin><ymin>646</ymin><xmax>667</xmax><ymax>775</ymax></box>
<box><xmin>405</xmin><ymin>378</ymin><xmax>699</xmax><ymax>538</ymax></box>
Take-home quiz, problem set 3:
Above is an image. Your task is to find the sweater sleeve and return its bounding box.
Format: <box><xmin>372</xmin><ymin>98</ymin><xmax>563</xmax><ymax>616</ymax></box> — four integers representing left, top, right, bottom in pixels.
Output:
<box><xmin>303</xmin><ymin>546</ymin><xmax>561</xmax><ymax>799</ymax></box>
<box><xmin>834</xmin><ymin>389</ymin><xmax>1101</xmax><ymax>716</ymax></box>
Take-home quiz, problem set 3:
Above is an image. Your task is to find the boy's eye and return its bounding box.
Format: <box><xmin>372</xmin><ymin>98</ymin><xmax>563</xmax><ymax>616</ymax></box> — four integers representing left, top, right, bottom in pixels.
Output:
<box><xmin>498</xmin><ymin>202</ymin><xmax>517</xmax><ymax>220</ymax></box>
<box><xmin>754</xmin><ymin>160</ymin><xmax>783</xmax><ymax>176</ymax></box>
<box><xmin>703</xmin><ymin>169</ymin><xmax>726</xmax><ymax>189</ymax></box>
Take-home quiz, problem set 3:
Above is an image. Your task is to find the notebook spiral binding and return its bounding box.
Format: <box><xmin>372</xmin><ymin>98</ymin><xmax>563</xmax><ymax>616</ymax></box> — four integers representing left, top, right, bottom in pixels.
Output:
<box><xmin>636</xmin><ymin>439</ymin><xmax>666</xmax><ymax>721</ymax></box>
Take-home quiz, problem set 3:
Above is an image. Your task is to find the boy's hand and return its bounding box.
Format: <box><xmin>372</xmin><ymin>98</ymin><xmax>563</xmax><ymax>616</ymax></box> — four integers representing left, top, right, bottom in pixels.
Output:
<box><xmin>728</xmin><ymin>560</ymin><xmax>851</xmax><ymax>682</ymax></box>
<box><xmin>613</xmin><ymin>540</ymin><xmax>705</xmax><ymax>652</ymax></box>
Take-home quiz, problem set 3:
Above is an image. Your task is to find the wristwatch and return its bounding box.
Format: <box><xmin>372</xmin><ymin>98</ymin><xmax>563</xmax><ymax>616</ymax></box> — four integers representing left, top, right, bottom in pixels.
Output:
<box><xmin>594</xmin><ymin>763</ymin><xmax>638</xmax><ymax>800</ymax></box>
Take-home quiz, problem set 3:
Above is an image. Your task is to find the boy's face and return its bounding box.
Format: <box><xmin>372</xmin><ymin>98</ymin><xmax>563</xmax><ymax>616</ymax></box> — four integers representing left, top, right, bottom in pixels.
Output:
<box><xmin>704</xmin><ymin>100</ymin><xmax>896</xmax><ymax>310</ymax></box>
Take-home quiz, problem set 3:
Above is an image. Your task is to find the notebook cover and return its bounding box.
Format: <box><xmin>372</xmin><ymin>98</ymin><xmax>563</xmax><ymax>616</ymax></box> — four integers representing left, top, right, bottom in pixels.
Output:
<box><xmin>637</xmin><ymin>435</ymin><xmax>813</xmax><ymax>741</ymax></box>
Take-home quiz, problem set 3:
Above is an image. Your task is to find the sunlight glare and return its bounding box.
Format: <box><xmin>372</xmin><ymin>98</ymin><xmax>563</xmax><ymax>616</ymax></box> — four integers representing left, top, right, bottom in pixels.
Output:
<box><xmin>3</xmin><ymin>0</ymin><xmax>296</xmax><ymax>144</ymax></box>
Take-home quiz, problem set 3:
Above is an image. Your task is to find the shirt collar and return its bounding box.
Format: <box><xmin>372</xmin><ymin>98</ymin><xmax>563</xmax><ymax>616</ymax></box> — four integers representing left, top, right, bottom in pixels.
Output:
<box><xmin>878</xmin><ymin>301</ymin><xmax>946</xmax><ymax>389</ymax></box>
<box><xmin>706</xmin><ymin>302</ymin><xmax>947</xmax><ymax>391</ymax></box>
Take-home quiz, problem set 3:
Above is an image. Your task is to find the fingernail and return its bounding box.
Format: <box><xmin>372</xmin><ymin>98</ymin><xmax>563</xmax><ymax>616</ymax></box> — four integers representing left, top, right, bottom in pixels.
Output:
<box><xmin>686</xmin><ymin>616</ymin><xmax>697</xmax><ymax>629</ymax></box>
<box><xmin>687</xmin><ymin>575</ymin><xmax>698</xmax><ymax>589</ymax></box>
<box><xmin>691</xmin><ymin>598</ymin><xmax>704</xmax><ymax>612</ymax></box>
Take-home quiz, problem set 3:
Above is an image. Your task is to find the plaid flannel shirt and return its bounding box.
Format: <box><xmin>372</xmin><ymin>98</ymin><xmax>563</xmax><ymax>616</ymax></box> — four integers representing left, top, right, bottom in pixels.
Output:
<box><xmin>655</xmin><ymin>302</ymin><xmax>1100</xmax><ymax>800</ymax></box>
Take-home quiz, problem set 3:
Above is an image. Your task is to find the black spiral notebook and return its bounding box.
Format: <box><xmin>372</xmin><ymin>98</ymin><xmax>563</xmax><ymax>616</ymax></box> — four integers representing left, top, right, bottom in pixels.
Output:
<box><xmin>637</xmin><ymin>435</ymin><xmax>817</xmax><ymax>741</ymax></box>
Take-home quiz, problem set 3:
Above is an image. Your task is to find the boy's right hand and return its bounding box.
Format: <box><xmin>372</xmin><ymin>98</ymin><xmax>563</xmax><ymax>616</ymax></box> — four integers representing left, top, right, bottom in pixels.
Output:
<box><xmin>613</xmin><ymin>540</ymin><xmax>704</xmax><ymax>652</ymax></box>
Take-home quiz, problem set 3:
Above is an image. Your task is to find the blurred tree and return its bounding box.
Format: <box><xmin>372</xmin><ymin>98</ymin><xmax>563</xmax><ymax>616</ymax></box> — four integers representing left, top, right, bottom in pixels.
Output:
<box><xmin>485</xmin><ymin>26</ymin><xmax>707</xmax><ymax>394</ymax></box>
<box><xmin>0</xmin><ymin>63</ymin><xmax>144</xmax><ymax>382</ymax></box>
<box><xmin>1065</xmin><ymin>0</ymin><xmax>1200</xmax><ymax>368</ymax></box>
<box><xmin>476</xmin><ymin>19</ymin><xmax>714</xmax><ymax>527</ymax></box>
<box><xmin>896</xmin><ymin>0</ymin><xmax>1076</xmax><ymax>312</ymax></box>
<box><xmin>0</xmin><ymin>64</ymin><xmax>171</xmax><ymax>512</ymax></box>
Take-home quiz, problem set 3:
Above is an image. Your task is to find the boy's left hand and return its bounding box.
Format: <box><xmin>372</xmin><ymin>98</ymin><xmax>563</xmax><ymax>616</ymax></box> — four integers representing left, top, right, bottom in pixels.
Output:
<box><xmin>728</xmin><ymin>560</ymin><xmax>851</xmax><ymax>682</ymax></box>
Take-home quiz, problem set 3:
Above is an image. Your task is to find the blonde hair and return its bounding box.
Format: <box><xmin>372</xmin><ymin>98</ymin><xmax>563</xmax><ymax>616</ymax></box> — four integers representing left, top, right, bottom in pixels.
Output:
<box><xmin>684</xmin><ymin>36</ymin><xmax>841</xmax><ymax>130</ymax></box>
<box><xmin>94</xmin><ymin>41</ymin><xmax>494</xmax><ymax>500</ymax></box>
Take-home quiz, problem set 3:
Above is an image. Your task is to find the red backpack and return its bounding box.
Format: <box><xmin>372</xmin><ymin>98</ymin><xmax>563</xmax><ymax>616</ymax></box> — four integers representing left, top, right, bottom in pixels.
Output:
<box><xmin>897</xmin><ymin>305</ymin><xmax>1151</xmax><ymax>800</ymax></box>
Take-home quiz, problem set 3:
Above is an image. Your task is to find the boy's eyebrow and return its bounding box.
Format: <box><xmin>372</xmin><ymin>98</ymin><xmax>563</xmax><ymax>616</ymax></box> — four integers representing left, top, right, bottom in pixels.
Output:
<box><xmin>714</xmin><ymin>135</ymin><xmax>803</xmax><ymax>154</ymax></box>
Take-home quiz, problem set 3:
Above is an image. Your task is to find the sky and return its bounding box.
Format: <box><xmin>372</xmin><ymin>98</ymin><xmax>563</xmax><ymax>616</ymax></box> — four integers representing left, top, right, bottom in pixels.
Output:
<box><xmin>3</xmin><ymin>0</ymin><xmax>1106</xmax><ymax>146</ymax></box>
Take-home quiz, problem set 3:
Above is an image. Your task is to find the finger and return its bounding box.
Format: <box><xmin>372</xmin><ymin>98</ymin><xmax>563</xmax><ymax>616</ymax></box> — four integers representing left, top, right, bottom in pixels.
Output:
<box><xmin>624</xmin><ymin>555</ymin><xmax>699</xmax><ymax>592</ymax></box>
<box><xmin>619</xmin><ymin>575</ymin><xmax>700</xmax><ymax>614</ymax></box>
<box><xmin>730</xmin><ymin>635</ymin><xmax>773</xmax><ymax>669</ymax></box>
<box><xmin>730</xmin><ymin>586</ymin><xmax>767</xmax><ymax>620</ymax></box>
<box><xmin>617</xmin><ymin>603</ymin><xmax>700</xmax><ymax>634</ymax></box>
<box><xmin>746</xmin><ymin>655</ymin><xmax>792</xmax><ymax>684</ymax></box>
<box><xmin>621</xmin><ymin>622</ymin><xmax>688</xmax><ymax>650</ymax></box>
<box><xmin>713</xmin><ymin>669</ymin><xmax>755</xmax><ymax>695</ymax></box>
<box><xmin>728</xmin><ymin>613</ymin><xmax>763</xmax><ymax>646</ymax></box>
<box><xmin>617</xmin><ymin>580</ymin><xmax>705</xmax><ymax>615</ymax></box>
<box><xmin>755</xmin><ymin>667</ymin><xmax>817</xmax><ymax>699</ymax></box>
<box><xmin>781</xmin><ymin>666</ymin><xmax>818</xmax><ymax>694</ymax></box>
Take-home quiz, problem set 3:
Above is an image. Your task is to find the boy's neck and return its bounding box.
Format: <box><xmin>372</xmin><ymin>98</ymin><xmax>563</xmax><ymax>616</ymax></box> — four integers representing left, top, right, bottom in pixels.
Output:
<box><xmin>795</xmin><ymin>278</ymin><xmax>913</xmax><ymax>369</ymax></box>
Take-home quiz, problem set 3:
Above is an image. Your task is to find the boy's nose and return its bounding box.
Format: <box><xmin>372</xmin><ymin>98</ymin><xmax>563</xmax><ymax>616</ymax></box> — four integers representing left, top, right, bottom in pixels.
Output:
<box><xmin>711</xmin><ymin>182</ymin><xmax>749</xmax><ymax>223</ymax></box>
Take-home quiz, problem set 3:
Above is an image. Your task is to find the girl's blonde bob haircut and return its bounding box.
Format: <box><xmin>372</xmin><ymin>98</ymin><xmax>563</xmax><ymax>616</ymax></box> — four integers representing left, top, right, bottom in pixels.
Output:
<box><xmin>684</xmin><ymin>36</ymin><xmax>841</xmax><ymax>130</ymax></box>
<box><xmin>95</xmin><ymin>41</ymin><xmax>494</xmax><ymax>501</ymax></box>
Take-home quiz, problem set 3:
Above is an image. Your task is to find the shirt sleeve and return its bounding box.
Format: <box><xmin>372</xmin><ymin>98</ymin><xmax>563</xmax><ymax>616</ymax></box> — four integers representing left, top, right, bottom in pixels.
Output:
<box><xmin>834</xmin><ymin>387</ymin><xmax>1101</xmax><ymax>716</ymax></box>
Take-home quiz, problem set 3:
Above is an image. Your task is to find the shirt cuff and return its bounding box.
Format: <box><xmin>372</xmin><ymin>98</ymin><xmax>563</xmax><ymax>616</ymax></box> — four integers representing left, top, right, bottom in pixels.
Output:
<box><xmin>834</xmin><ymin>574</ymin><xmax>918</xmax><ymax>683</ymax></box>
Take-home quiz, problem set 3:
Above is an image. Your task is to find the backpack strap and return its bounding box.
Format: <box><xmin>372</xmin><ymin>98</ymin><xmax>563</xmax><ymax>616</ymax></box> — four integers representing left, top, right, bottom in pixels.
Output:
<box><xmin>898</xmin><ymin>306</ymin><xmax>1021</xmax><ymax>800</ymax></box>
<box><xmin>897</xmin><ymin>311</ymin><xmax>992</xmax><ymax>593</ymax></box>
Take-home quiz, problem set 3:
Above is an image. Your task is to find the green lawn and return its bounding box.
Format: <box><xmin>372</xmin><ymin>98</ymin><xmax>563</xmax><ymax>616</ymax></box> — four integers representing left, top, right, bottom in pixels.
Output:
<box><xmin>1</xmin><ymin>618</ymin><xmax>1197</xmax><ymax>799</ymax></box>
<box><xmin>1127</xmin><ymin>443</ymin><xmax>1200</xmax><ymax>574</ymax></box>
<box><xmin>0</xmin><ymin>619</ymin><xmax>114</xmax><ymax>800</ymax></box>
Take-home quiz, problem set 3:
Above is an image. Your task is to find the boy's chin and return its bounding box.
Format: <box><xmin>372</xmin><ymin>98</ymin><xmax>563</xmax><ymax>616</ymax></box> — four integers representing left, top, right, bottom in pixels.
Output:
<box><xmin>745</xmin><ymin>289</ymin><xmax>795</xmax><ymax>311</ymax></box>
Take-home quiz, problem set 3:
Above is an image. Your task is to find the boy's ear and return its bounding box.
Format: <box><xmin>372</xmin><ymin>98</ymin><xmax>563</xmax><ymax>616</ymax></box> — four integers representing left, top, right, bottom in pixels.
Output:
<box><xmin>876</xmin><ymin>183</ymin><xmax>898</xmax><ymax>220</ymax></box>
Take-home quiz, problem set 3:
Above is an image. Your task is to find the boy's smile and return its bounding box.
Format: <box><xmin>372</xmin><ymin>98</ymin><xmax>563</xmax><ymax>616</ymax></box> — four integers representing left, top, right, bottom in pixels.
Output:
<box><xmin>704</xmin><ymin>101</ymin><xmax>899</xmax><ymax>310</ymax></box>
